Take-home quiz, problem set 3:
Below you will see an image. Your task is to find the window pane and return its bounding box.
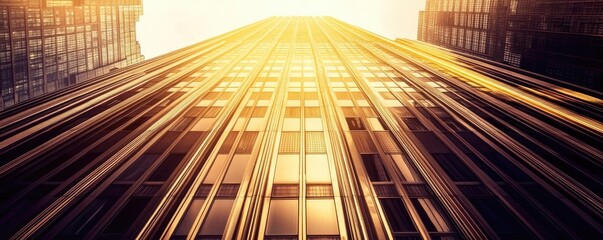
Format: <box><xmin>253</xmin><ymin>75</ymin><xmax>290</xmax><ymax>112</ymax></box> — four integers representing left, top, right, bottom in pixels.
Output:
<box><xmin>361</xmin><ymin>154</ymin><xmax>390</xmax><ymax>182</ymax></box>
<box><xmin>306</xmin><ymin>154</ymin><xmax>331</xmax><ymax>183</ymax></box>
<box><xmin>279</xmin><ymin>132</ymin><xmax>300</xmax><ymax>153</ymax></box>
<box><xmin>411</xmin><ymin>199</ymin><xmax>452</xmax><ymax>232</ymax></box>
<box><xmin>379</xmin><ymin>198</ymin><xmax>417</xmax><ymax>232</ymax></box>
<box><xmin>367</xmin><ymin>118</ymin><xmax>385</xmax><ymax>130</ymax></box>
<box><xmin>283</xmin><ymin>118</ymin><xmax>300</xmax><ymax>131</ymax></box>
<box><xmin>203</xmin><ymin>155</ymin><xmax>228</xmax><ymax>184</ymax></box>
<box><xmin>223</xmin><ymin>154</ymin><xmax>251</xmax><ymax>183</ymax></box>
<box><xmin>174</xmin><ymin>199</ymin><xmax>205</xmax><ymax>235</ymax></box>
<box><xmin>391</xmin><ymin>154</ymin><xmax>421</xmax><ymax>181</ymax></box>
<box><xmin>306</xmin><ymin>132</ymin><xmax>326</xmax><ymax>153</ymax></box>
<box><xmin>103</xmin><ymin>197</ymin><xmax>150</xmax><ymax>234</ymax></box>
<box><xmin>305</xmin><ymin>118</ymin><xmax>323</xmax><ymax>131</ymax></box>
<box><xmin>236</xmin><ymin>131</ymin><xmax>258</xmax><ymax>153</ymax></box>
<box><xmin>307</xmin><ymin>199</ymin><xmax>339</xmax><ymax>235</ymax></box>
<box><xmin>266</xmin><ymin>200</ymin><xmax>298</xmax><ymax>235</ymax></box>
<box><xmin>432</xmin><ymin>153</ymin><xmax>478</xmax><ymax>182</ymax></box>
<box><xmin>351</xmin><ymin>131</ymin><xmax>377</xmax><ymax>153</ymax></box>
<box><xmin>274</xmin><ymin>155</ymin><xmax>299</xmax><ymax>183</ymax></box>
<box><xmin>147</xmin><ymin>154</ymin><xmax>186</xmax><ymax>181</ymax></box>
<box><xmin>199</xmin><ymin>199</ymin><xmax>234</xmax><ymax>235</ymax></box>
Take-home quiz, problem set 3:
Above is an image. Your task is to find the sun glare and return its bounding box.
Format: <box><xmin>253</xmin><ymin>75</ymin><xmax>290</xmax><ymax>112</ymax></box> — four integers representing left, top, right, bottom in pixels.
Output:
<box><xmin>137</xmin><ymin>0</ymin><xmax>426</xmax><ymax>58</ymax></box>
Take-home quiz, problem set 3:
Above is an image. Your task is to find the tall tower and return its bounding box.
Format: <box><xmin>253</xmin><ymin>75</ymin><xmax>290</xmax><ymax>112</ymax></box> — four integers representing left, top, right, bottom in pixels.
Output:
<box><xmin>0</xmin><ymin>0</ymin><xmax>144</xmax><ymax>109</ymax></box>
<box><xmin>418</xmin><ymin>0</ymin><xmax>603</xmax><ymax>91</ymax></box>
<box><xmin>0</xmin><ymin>17</ymin><xmax>601</xmax><ymax>239</ymax></box>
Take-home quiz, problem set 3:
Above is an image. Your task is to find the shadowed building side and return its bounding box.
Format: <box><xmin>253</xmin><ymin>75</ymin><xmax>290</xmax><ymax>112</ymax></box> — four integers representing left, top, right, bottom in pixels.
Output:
<box><xmin>418</xmin><ymin>0</ymin><xmax>603</xmax><ymax>92</ymax></box>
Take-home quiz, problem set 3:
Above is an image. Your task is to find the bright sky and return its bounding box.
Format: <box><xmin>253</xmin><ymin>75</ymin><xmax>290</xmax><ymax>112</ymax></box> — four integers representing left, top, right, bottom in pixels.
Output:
<box><xmin>137</xmin><ymin>0</ymin><xmax>426</xmax><ymax>59</ymax></box>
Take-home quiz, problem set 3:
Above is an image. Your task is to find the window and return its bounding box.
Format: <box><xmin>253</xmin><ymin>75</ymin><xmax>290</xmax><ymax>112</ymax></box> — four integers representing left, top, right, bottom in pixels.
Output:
<box><xmin>219</xmin><ymin>132</ymin><xmax>239</xmax><ymax>153</ymax></box>
<box><xmin>306</xmin><ymin>155</ymin><xmax>331</xmax><ymax>183</ymax></box>
<box><xmin>361</xmin><ymin>154</ymin><xmax>391</xmax><ymax>182</ymax></box>
<box><xmin>266</xmin><ymin>200</ymin><xmax>298</xmax><ymax>235</ymax></box>
<box><xmin>274</xmin><ymin>155</ymin><xmax>299</xmax><ymax>183</ymax></box>
<box><xmin>236</xmin><ymin>131</ymin><xmax>258</xmax><ymax>153</ymax></box>
<box><xmin>285</xmin><ymin>107</ymin><xmax>301</xmax><ymax>117</ymax></box>
<box><xmin>305</xmin><ymin>107</ymin><xmax>321</xmax><ymax>117</ymax></box>
<box><xmin>411</xmin><ymin>199</ymin><xmax>452</xmax><ymax>232</ymax></box>
<box><xmin>307</xmin><ymin>185</ymin><xmax>334</xmax><ymax>197</ymax></box>
<box><xmin>174</xmin><ymin>199</ymin><xmax>205</xmax><ymax>235</ymax></box>
<box><xmin>173</xmin><ymin>132</ymin><xmax>204</xmax><ymax>154</ymax></box>
<box><xmin>307</xmin><ymin>199</ymin><xmax>339</xmax><ymax>235</ymax></box>
<box><xmin>351</xmin><ymin>132</ymin><xmax>377</xmax><ymax>153</ymax></box>
<box><xmin>203</xmin><ymin>155</ymin><xmax>229</xmax><ymax>184</ymax></box>
<box><xmin>402</xmin><ymin>118</ymin><xmax>428</xmax><ymax>131</ymax></box>
<box><xmin>199</xmin><ymin>199</ymin><xmax>235</xmax><ymax>236</ymax></box>
<box><xmin>223</xmin><ymin>155</ymin><xmax>251</xmax><ymax>183</ymax></box>
<box><xmin>374</xmin><ymin>132</ymin><xmax>400</xmax><ymax>153</ymax></box>
<box><xmin>432</xmin><ymin>153</ymin><xmax>478</xmax><ymax>182</ymax></box>
<box><xmin>306</xmin><ymin>132</ymin><xmax>326</xmax><ymax>153</ymax></box>
<box><xmin>379</xmin><ymin>199</ymin><xmax>417</xmax><ymax>232</ymax></box>
<box><xmin>283</xmin><ymin>118</ymin><xmax>301</xmax><ymax>131</ymax></box>
<box><xmin>147</xmin><ymin>154</ymin><xmax>186</xmax><ymax>181</ymax></box>
<box><xmin>103</xmin><ymin>197</ymin><xmax>151</xmax><ymax>234</ymax></box>
<box><xmin>272</xmin><ymin>184</ymin><xmax>299</xmax><ymax>198</ymax></box>
<box><xmin>346</xmin><ymin>117</ymin><xmax>365</xmax><ymax>130</ymax></box>
<box><xmin>279</xmin><ymin>132</ymin><xmax>300</xmax><ymax>153</ymax></box>
<box><xmin>305</xmin><ymin>118</ymin><xmax>323</xmax><ymax>131</ymax></box>
<box><xmin>118</xmin><ymin>154</ymin><xmax>159</xmax><ymax>181</ymax></box>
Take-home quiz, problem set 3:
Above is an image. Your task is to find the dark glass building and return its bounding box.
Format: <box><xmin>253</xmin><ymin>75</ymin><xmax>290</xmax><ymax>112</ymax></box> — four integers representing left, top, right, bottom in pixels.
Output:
<box><xmin>0</xmin><ymin>0</ymin><xmax>143</xmax><ymax>109</ymax></box>
<box><xmin>0</xmin><ymin>17</ymin><xmax>601</xmax><ymax>239</ymax></box>
<box><xmin>418</xmin><ymin>0</ymin><xmax>603</xmax><ymax>91</ymax></box>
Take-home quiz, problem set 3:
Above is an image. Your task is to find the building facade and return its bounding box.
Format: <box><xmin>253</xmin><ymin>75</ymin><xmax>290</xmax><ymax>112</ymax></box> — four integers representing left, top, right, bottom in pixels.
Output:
<box><xmin>0</xmin><ymin>17</ymin><xmax>601</xmax><ymax>239</ymax></box>
<box><xmin>0</xmin><ymin>0</ymin><xmax>143</xmax><ymax>109</ymax></box>
<box><xmin>418</xmin><ymin>0</ymin><xmax>603</xmax><ymax>91</ymax></box>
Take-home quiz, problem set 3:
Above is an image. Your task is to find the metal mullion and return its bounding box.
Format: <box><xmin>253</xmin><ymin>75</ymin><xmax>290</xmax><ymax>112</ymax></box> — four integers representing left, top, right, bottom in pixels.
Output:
<box><xmin>308</xmin><ymin>17</ymin><xmax>392</xmax><ymax>240</ymax></box>
<box><xmin>2</xmin><ymin>40</ymin><xmax>238</xmax><ymax>239</ymax></box>
<box><xmin>331</xmin><ymin>17</ymin><xmax>587</xmax><ymax>238</ymax></box>
<box><xmin>298</xmin><ymin>31</ymin><xmax>308</xmax><ymax>240</ymax></box>
<box><xmin>192</xmin><ymin>20</ymin><xmax>295</xmax><ymax>240</ymax></box>
<box><xmin>152</xmin><ymin>18</ymin><xmax>291</xmax><ymax>240</ymax></box>
<box><xmin>392</xmin><ymin>39</ymin><xmax>603</xmax><ymax>156</ymax></box>
<box><xmin>377</xmin><ymin>39</ymin><xmax>599</xmax><ymax>239</ymax></box>
<box><xmin>0</xmin><ymin>20</ymin><xmax>268</xmax><ymax>174</ymax></box>
<box><xmin>304</xmin><ymin>19</ymin><xmax>353</xmax><ymax>240</ymax></box>
<box><xmin>365</xmin><ymin>43</ymin><xmax>584</xmax><ymax>238</ymax></box>
<box><xmin>11</xmin><ymin>16</ymin><xmax>281</xmax><ymax>240</ymax></box>
<box><xmin>361</xmin><ymin>40</ymin><xmax>548</xmax><ymax>238</ymax></box>
<box><xmin>317</xmin><ymin>18</ymin><xmax>436</xmax><ymax>240</ymax></box>
<box><xmin>133</xmin><ymin>18</ymin><xmax>290</xmax><ymax>239</ymax></box>
<box><xmin>83</xmin><ymin>38</ymin><xmax>267</xmax><ymax>240</ymax></box>
<box><xmin>316</xmin><ymin>16</ymin><xmax>492</xmax><ymax>240</ymax></box>
<box><xmin>370</xmin><ymin>30</ymin><xmax>603</xmax><ymax>227</ymax></box>
<box><xmin>240</xmin><ymin>19</ymin><xmax>299</xmax><ymax>240</ymax></box>
<box><xmin>396</xmin><ymin>39</ymin><xmax>603</xmax><ymax>112</ymax></box>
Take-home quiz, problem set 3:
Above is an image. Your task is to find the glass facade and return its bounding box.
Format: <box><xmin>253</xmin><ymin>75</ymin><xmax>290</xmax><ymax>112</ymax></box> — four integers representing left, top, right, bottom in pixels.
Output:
<box><xmin>0</xmin><ymin>17</ymin><xmax>601</xmax><ymax>240</ymax></box>
<box><xmin>0</xmin><ymin>0</ymin><xmax>143</xmax><ymax>109</ymax></box>
<box><xmin>418</xmin><ymin>0</ymin><xmax>603</xmax><ymax>91</ymax></box>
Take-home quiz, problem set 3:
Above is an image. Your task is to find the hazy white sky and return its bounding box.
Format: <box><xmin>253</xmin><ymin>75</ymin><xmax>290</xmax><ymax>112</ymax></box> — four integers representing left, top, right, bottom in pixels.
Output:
<box><xmin>137</xmin><ymin>0</ymin><xmax>426</xmax><ymax>58</ymax></box>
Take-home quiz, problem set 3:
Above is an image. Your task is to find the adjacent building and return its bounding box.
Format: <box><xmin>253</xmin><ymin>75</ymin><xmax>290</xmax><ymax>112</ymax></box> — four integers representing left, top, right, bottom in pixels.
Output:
<box><xmin>0</xmin><ymin>0</ymin><xmax>143</xmax><ymax>109</ymax></box>
<box><xmin>0</xmin><ymin>17</ymin><xmax>601</xmax><ymax>239</ymax></box>
<box><xmin>418</xmin><ymin>0</ymin><xmax>603</xmax><ymax>91</ymax></box>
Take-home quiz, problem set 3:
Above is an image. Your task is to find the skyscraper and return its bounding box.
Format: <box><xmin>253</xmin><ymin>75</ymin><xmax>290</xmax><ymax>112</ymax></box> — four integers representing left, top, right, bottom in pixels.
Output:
<box><xmin>418</xmin><ymin>0</ymin><xmax>603</xmax><ymax>91</ymax></box>
<box><xmin>0</xmin><ymin>0</ymin><xmax>143</xmax><ymax>109</ymax></box>
<box><xmin>0</xmin><ymin>17</ymin><xmax>601</xmax><ymax>239</ymax></box>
